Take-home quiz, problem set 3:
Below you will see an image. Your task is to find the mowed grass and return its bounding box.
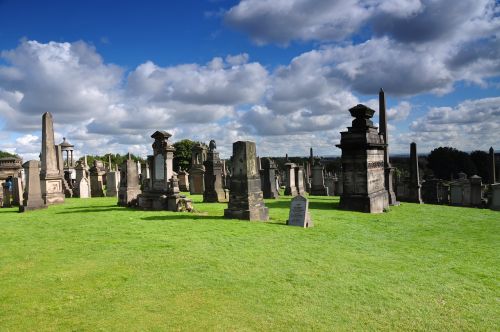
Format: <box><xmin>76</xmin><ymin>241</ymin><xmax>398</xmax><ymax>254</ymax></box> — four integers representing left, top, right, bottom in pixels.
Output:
<box><xmin>0</xmin><ymin>194</ymin><xmax>498</xmax><ymax>331</ymax></box>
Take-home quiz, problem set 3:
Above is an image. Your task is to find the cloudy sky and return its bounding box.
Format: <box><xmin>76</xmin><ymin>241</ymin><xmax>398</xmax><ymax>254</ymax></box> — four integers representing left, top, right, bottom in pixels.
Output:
<box><xmin>0</xmin><ymin>0</ymin><xmax>499</xmax><ymax>160</ymax></box>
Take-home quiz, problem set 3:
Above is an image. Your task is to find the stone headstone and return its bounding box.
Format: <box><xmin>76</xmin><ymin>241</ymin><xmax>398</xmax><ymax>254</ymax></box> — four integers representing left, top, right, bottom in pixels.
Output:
<box><xmin>324</xmin><ymin>176</ymin><xmax>336</xmax><ymax>196</ymax></box>
<box><xmin>203</xmin><ymin>140</ymin><xmax>228</xmax><ymax>203</ymax></box>
<box><xmin>73</xmin><ymin>160</ymin><xmax>90</xmax><ymax>198</ymax></box>
<box><xmin>19</xmin><ymin>160</ymin><xmax>46</xmax><ymax>212</ymax></box>
<box><xmin>224</xmin><ymin>141</ymin><xmax>269</xmax><ymax>221</ymax></box>
<box><xmin>336</xmin><ymin>104</ymin><xmax>388</xmax><ymax>213</ymax></box>
<box><xmin>470</xmin><ymin>175</ymin><xmax>483</xmax><ymax>207</ymax></box>
<box><xmin>12</xmin><ymin>177</ymin><xmax>23</xmax><ymax>206</ymax></box>
<box><xmin>284</xmin><ymin>163</ymin><xmax>298</xmax><ymax>196</ymax></box>
<box><xmin>178</xmin><ymin>170</ymin><xmax>189</xmax><ymax>192</ymax></box>
<box><xmin>295</xmin><ymin>166</ymin><xmax>306</xmax><ymax>196</ymax></box>
<box><xmin>40</xmin><ymin>112</ymin><xmax>65</xmax><ymax>205</ymax></box>
<box><xmin>450</xmin><ymin>181</ymin><xmax>464</xmax><ymax>206</ymax></box>
<box><xmin>490</xmin><ymin>183</ymin><xmax>500</xmax><ymax>210</ymax></box>
<box><xmin>287</xmin><ymin>195</ymin><xmax>313</xmax><ymax>228</ymax></box>
<box><xmin>310</xmin><ymin>162</ymin><xmax>328</xmax><ymax>196</ymax></box>
<box><xmin>260</xmin><ymin>157</ymin><xmax>279</xmax><ymax>199</ymax></box>
<box><xmin>118</xmin><ymin>159</ymin><xmax>142</xmax><ymax>207</ymax></box>
<box><xmin>2</xmin><ymin>183</ymin><xmax>12</xmax><ymax>208</ymax></box>
<box><xmin>189</xmin><ymin>143</ymin><xmax>207</xmax><ymax>194</ymax></box>
<box><xmin>78</xmin><ymin>178</ymin><xmax>90</xmax><ymax>199</ymax></box>
<box><xmin>106</xmin><ymin>171</ymin><xmax>119</xmax><ymax>198</ymax></box>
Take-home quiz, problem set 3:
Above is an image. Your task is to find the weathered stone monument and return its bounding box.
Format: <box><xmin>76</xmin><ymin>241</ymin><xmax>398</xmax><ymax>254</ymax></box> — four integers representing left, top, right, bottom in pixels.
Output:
<box><xmin>408</xmin><ymin>142</ymin><xmax>423</xmax><ymax>204</ymax></box>
<box><xmin>287</xmin><ymin>195</ymin><xmax>313</xmax><ymax>228</ymax></box>
<box><xmin>203</xmin><ymin>140</ymin><xmax>228</xmax><ymax>203</ymax></box>
<box><xmin>422</xmin><ymin>177</ymin><xmax>447</xmax><ymax>205</ymax></box>
<box><xmin>379</xmin><ymin>89</ymin><xmax>398</xmax><ymax>205</ymax></box>
<box><xmin>73</xmin><ymin>159</ymin><xmax>90</xmax><ymax>198</ymax></box>
<box><xmin>295</xmin><ymin>165</ymin><xmax>306</xmax><ymax>196</ymax></box>
<box><xmin>336</xmin><ymin>104</ymin><xmax>388</xmax><ymax>213</ymax></box>
<box><xmin>260</xmin><ymin>157</ymin><xmax>279</xmax><ymax>199</ymax></box>
<box><xmin>224</xmin><ymin>141</ymin><xmax>269</xmax><ymax>221</ymax></box>
<box><xmin>469</xmin><ymin>175</ymin><xmax>483</xmax><ymax>207</ymax></box>
<box><xmin>489</xmin><ymin>147</ymin><xmax>496</xmax><ymax>184</ymax></box>
<box><xmin>450</xmin><ymin>173</ymin><xmax>470</xmax><ymax>206</ymax></box>
<box><xmin>106</xmin><ymin>171</ymin><xmax>120</xmax><ymax>198</ymax></box>
<box><xmin>40</xmin><ymin>112</ymin><xmax>65</xmax><ymax>205</ymax></box>
<box><xmin>118</xmin><ymin>156</ymin><xmax>142</xmax><ymax>207</ymax></box>
<box><xmin>12</xmin><ymin>177</ymin><xmax>23</xmax><ymax>206</ymax></box>
<box><xmin>178</xmin><ymin>170</ymin><xmax>189</xmax><ymax>192</ymax></box>
<box><xmin>189</xmin><ymin>143</ymin><xmax>207</xmax><ymax>194</ymax></box>
<box><xmin>310</xmin><ymin>159</ymin><xmax>328</xmax><ymax>196</ymax></box>
<box><xmin>19</xmin><ymin>160</ymin><xmax>46</xmax><ymax>212</ymax></box>
<box><xmin>2</xmin><ymin>182</ymin><xmax>12</xmax><ymax>208</ymax></box>
<box><xmin>89</xmin><ymin>160</ymin><xmax>106</xmax><ymax>197</ymax></box>
<box><xmin>284</xmin><ymin>162</ymin><xmax>298</xmax><ymax>196</ymax></box>
<box><xmin>490</xmin><ymin>183</ymin><xmax>500</xmax><ymax>210</ymax></box>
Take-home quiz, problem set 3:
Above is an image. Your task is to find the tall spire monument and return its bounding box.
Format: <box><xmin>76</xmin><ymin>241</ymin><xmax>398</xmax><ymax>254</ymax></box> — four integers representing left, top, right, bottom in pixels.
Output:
<box><xmin>40</xmin><ymin>112</ymin><xmax>65</xmax><ymax>204</ymax></box>
<box><xmin>379</xmin><ymin>89</ymin><xmax>398</xmax><ymax>205</ymax></box>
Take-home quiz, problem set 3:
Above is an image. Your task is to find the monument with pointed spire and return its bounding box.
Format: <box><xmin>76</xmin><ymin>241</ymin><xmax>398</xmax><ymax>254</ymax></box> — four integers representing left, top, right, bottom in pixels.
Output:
<box><xmin>489</xmin><ymin>147</ymin><xmax>496</xmax><ymax>184</ymax></box>
<box><xmin>40</xmin><ymin>112</ymin><xmax>65</xmax><ymax>205</ymax></box>
<box><xmin>379</xmin><ymin>88</ymin><xmax>398</xmax><ymax>205</ymax></box>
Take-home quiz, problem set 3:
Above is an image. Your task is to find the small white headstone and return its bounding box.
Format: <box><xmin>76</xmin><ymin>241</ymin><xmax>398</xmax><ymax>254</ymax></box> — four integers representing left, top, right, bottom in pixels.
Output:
<box><xmin>287</xmin><ymin>195</ymin><xmax>313</xmax><ymax>228</ymax></box>
<box><xmin>79</xmin><ymin>178</ymin><xmax>90</xmax><ymax>198</ymax></box>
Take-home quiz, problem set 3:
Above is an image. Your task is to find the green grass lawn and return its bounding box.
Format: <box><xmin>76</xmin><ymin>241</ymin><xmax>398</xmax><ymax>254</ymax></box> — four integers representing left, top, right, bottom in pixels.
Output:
<box><xmin>0</xmin><ymin>194</ymin><xmax>498</xmax><ymax>331</ymax></box>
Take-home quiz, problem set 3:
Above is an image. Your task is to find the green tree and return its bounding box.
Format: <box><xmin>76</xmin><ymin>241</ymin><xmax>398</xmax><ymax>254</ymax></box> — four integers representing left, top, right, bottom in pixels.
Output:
<box><xmin>470</xmin><ymin>150</ymin><xmax>490</xmax><ymax>181</ymax></box>
<box><xmin>427</xmin><ymin>147</ymin><xmax>477</xmax><ymax>180</ymax></box>
<box><xmin>0</xmin><ymin>150</ymin><xmax>19</xmax><ymax>159</ymax></box>
<box><xmin>173</xmin><ymin>139</ymin><xmax>196</xmax><ymax>172</ymax></box>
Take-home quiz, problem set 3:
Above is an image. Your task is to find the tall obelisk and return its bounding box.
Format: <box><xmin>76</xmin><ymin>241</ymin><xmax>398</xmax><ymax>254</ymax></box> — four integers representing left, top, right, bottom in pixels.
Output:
<box><xmin>379</xmin><ymin>88</ymin><xmax>398</xmax><ymax>205</ymax></box>
<box><xmin>40</xmin><ymin>112</ymin><xmax>65</xmax><ymax>205</ymax></box>
<box><xmin>489</xmin><ymin>147</ymin><xmax>496</xmax><ymax>184</ymax></box>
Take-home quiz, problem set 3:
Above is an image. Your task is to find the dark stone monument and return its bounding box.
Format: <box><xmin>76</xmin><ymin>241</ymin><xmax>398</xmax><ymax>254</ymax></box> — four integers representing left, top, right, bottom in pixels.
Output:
<box><xmin>106</xmin><ymin>171</ymin><xmax>119</xmax><ymax>198</ymax></box>
<box><xmin>336</xmin><ymin>104</ymin><xmax>388</xmax><ymax>213</ymax></box>
<box><xmin>189</xmin><ymin>143</ymin><xmax>207</xmax><ymax>194</ymax></box>
<box><xmin>470</xmin><ymin>175</ymin><xmax>483</xmax><ymax>207</ymax></box>
<box><xmin>379</xmin><ymin>89</ymin><xmax>398</xmax><ymax>205</ymax></box>
<box><xmin>489</xmin><ymin>147</ymin><xmax>496</xmax><ymax>184</ymax></box>
<box><xmin>118</xmin><ymin>156</ymin><xmax>142</xmax><ymax>207</ymax></box>
<box><xmin>2</xmin><ymin>183</ymin><xmax>12</xmax><ymax>208</ymax></box>
<box><xmin>40</xmin><ymin>112</ymin><xmax>65</xmax><ymax>205</ymax></box>
<box><xmin>310</xmin><ymin>159</ymin><xmax>328</xmax><ymax>196</ymax></box>
<box><xmin>12</xmin><ymin>177</ymin><xmax>23</xmax><ymax>206</ymax></box>
<box><xmin>19</xmin><ymin>160</ymin><xmax>46</xmax><ymax>212</ymax></box>
<box><xmin>287</xmin><ymin>195</ymin><xmax>312</xmax><ymax>228</ymax></box>
<box><xmin>203</xmin><ymin>140</ymin><xmax>228</xmax><ymax>203</ymax></box>
<box><xmin>490</xmin><ymin>183</ymin><xmax>500</xmax><ymax>210</ymax></box>
<box><xmin>421</xmin><ymin>177</ymin><xmax>447</xmax><ymax>205</ymax></box>
<box><xmin>224</xmin><ymin>141</ymin><xmax>269</xmax><ymax>221</ymax></box>
<box><xmin>408</xmin><ymin>142</ymin><xmax>423</xmax><ymax>204</ymax></box>
<box><xmin>260</xmin><ymin>157</ymin><xmax>279</xmax><ymax>199</ymax></box>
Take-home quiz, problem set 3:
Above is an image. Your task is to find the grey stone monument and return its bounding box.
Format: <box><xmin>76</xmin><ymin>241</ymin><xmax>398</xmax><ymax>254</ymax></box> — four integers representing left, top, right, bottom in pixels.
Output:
<box><xmin>489</xmin><ymin>147</ymin><xmax>496</xmax><ymax>184</ymax></box>
<box><xmin>408</xmin><ymin>142</ymin><xmax>423</xmax><ymax>204</ymax></box>
<box><xmin>287</xmin><ymin>195</ymin><xmax>313</xmax><ymax>228</ymax></box>
<box><xmin>178</xmin><ymin>170</ymin><xmax>189</xmax><ymax>192</ymax></box>
<box><xmin>295</xmin><ymin>165</ymin><xmax>306</xmax><ymax>196</ymax></box>
<box><xmin>12</xmin><ymin>177</ymin><xmax>23</xmax><ymax>206</ymax></box>
<box><xmin>203</xmin><ymin>140</ymin><xmax>228</xmax><ymax>203</ymax></box>
<box><xmin>310</xmin><ymin>159</ymin><xmax>328</xmax><ymax>196</ymax></box>
<box><xmin>470</xmin><ymin>175</ymin><xmax>483</xmax><ymax>207</ymax></box>
<box><xmin>2</xmin><ymin>183</ymin><xmax>11</xmax><ymax>208</ymax></box>
<box><xmin>19</xmin><ymin>160</ymin><xmax>46</xmax><ymax>212</ymax></box>
<box><xmin>224</xmin><ymin>141</ymin><xmax>269</xmax><ymax>221</ymax></box>
<box><xmin>40</xmin><ymin>112</ymin><xmax>65</xmax><ymax>205</ymax></box>
<box><xmin>284</xmin><ymin>162</ymin><xmax>298</xmax><ymax>196</ymax></box>
<box><xmin>336</xmin><ymin>104</ymin><xmax>388</xmax><ymax>213</ymax></box>
<box><xmin>490</xmin><ymin>183</ymin><xmax>500</xmax><ymax>210</ymax></box>
<box><xmin>89</xmin><ymin>160</ymin><xmax>106</xmax><ymax>197</ymax></box>
<box><xmin>189</xmin><ymin>143</ymin><xmax>207</xmax><ymax>194</ymax></box>
<box><xmin>118</xmin><ymin>156</ymin><xmax>142</xmax><ymax>207</ymax></box>
<box><xmin>379</xmin><ymin>89</ymin><xmax>398</xmax><ymax>205</ymax></box>
<box><xmin>260</xmin><ymin>157</ymin><xmax>279</xmax><ymax>199</ymax></box>
<box><xmin>106</xmin><ymin>171</ymin><xmax>120</xmax><ymax>198</ymax></box>
<box><xmin>73</xmin><ymin>160</ymin><xmax>90</xmax><ymax>198</ymax></box>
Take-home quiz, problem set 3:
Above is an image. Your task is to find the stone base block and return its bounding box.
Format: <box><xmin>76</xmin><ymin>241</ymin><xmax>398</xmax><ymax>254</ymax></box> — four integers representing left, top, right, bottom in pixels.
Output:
<box><xmin>19</xmin><ymin>200</ymin><xmax>47</xmax><ymax>212</ymax></box>
<box><xmin>118</xmin><ymin>188</ymin><xmax>141</xmax><ymax>207</ymax></box>
<box><xmin>203</xmin><ymin>189</ymin><xmax>229</xmax><ymax>203</ymax></box>
<box><xmin>224</xmin><ymin>206</ymin><xmax>269</xmax><ymax>221</ymax></box>
<box><xmin>284</xmin><ymin>186</ymin><xmax>298</xmax><ymax>196</ymax></box>
<box><xmin>311</xmin><ymin>186</ymin><xmax>329</xmax><ymax>196</ymax></box>
<box><xmin>339</xmin><ymin>190</ymin><xmax>388</xmax><ymax>213</ymax></box>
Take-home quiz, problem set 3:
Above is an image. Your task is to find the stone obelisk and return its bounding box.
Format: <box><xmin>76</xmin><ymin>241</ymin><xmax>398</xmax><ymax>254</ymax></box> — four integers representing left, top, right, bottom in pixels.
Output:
<box><xmin>409</xmin><ymin>142</ymin><xmax>423</xmax><ymax>204</ymax></box>
<box><xmin>40</xmin><ymin>112</ymin><xmax>65</xmax><ymax>205</ymax></box>
<box><xmin>489</xmin><ymin>147</ymin><xmax>496</xmax><ymax>184</ymax></box>
<box><xmin>379</xmin><ymin>88</ymin><xmax>398</xmax><ymax>205</ymax></box>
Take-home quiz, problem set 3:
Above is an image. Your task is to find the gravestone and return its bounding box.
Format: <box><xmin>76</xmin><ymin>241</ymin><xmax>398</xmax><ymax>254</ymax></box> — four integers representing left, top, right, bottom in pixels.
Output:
<box><xmin>408</xmin><ymin>142</ymin><xmax>423</xmax><ymax>203</ymax></box>
<box><xmin>490</xmin><ymin>183</ymin><xmax>500</xmax><ymax>210</ymax></box>
<box><xmin>470</xmin><ymin>175</ymin><xmax>483</xmax><ymax>207</ymax></box>
<box><xmin>325</xmin><ymin>176</ymin><xmax>335</xmax><ymax>196</ymax></box>
<box><xmin>189</xmin><ymin>143</ymin><xmax>207</xmax><ymax>194</ymax></box>
<box><xmin>19</xmin><ymin>160</ymin><xmax>46</xmax><ymax>212</ymax></box>
<box><xmin>2</xmin><ymin>183</ymin><xmax>11</xmax><ymax>208</ymax></box>
<box><xmin>422</xmin><ymin>178</ymin><xmax>446</xmax><ymax>204</ymax></box>
<box><xmin>78</xmin><ymin>178</ymin><xmax>90</xmax><ymax>198</ymax></box>
<box><xmin>295</xmin><ymin>166</ymin><xmax>306</xmax><ymax>196</ymax></box>
<box><xmin>450</xmin><ymin>181</ymin><xmax>465</xmax><ymax>206</ymax></box>
<box><xmin>336</xmin><ymin>104</ymin><xmax>388</xmax><ymax>213</ymax></box>
<box><xmin>284</xmin><ymin>163</ymin><xmax>298</xmax><ymax>196</ymax></box>
<box><xmin>178</xmin><ymin>170</ymin><xmax>189</xmax><ymax>192</ymax></box>
<box><xmin>310</xmin><ymin>160</ymin><xmax>328</xmax><ymax>196</ymax></box>
<box><xmin>90</xmin><ymin>160</ymin><xmax>106</xmax><ymax>197</ymax></box>
<box><xmin>118</xmin><ymin>158</ymin><xmax>142</xmax><ymax>207</ymax></box>
<box><xmin>12</xmin><ymin>177</ymin><xmax>23</xmax><ymax>206</ymax></box>
<box><xmin>489</xmin><ymin>147</ymin><xmax>496</xmax><ymax>184</ymax></box>
<box><xmin>40</xmin><ymin>112</ymin><xmax>65</xmax><ymax>205</ymax></box>
<box><xmin>224</xmin><ymin>141</ymin><xmax>269</xmax><ymax>221</ymax></box>
<box><xmin>106</xmin><ymin>171</ymin><xmax>119</xmax><ymax>198</ymax></box>
<box><xmin>73</xmin><ymin>160</ymin><xmax>90</xmax><ymax>198</ymax></box>
<box><xmin>203</xmin><ymin>140</ymin><xmax>228</xmax><ymax>203</ymax></box>
<box><xmin>260</xmin><ymin>157</ymin><xmax>279</xmax><ymax>199</ymax></box>
<box><xmin>287</xmin><ymin>195</ymin><xmax>313</xmax><ymax>228</ymax></box>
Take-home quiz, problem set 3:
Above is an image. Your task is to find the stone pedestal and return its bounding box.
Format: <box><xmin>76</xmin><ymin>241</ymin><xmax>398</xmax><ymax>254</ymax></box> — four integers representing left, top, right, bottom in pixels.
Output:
<box><xmin>284</xmin><ymin>163</ymin><xmax>297</xmax><ymax>196</ymax></box>
<box><xmin>118</xmin><ymin>159</ymin><xmax>142</xmax><ymax>207</ymax></box>
<box><xmin>336</xmin><ymin>104</ymin><xmax>388</xmax><ymax>213</ymax></box>
<box><xmin>490</xmin><ymin>183</ymin><xmax>500</xmax><ymax>210</ymax></box>
<box><xmin>260</xmin><ymin>158</ymin><xmax>279</xmax><ymax>199</ymax></box>
<box><xmin>224</xmin><ymin>141</ymin><xmax>269</xmax><ymax>221</ymax></box>
<box><xmin>178</xmin><ymin>171</ymin><xmax>189</xmax><ymax>192</ymax></box>
<box><xmin>106</xmin><ymin>171</ymin><xmax>120</xmax><ymax>198</ymax></box>
<box><xmin>310</xmin><ymin>163</ymin><xmax>328</xmax><ymax>196</ymax></box>
<box><xmin>203</xmin><ymin>146</ymin><xmax>228</xmax><ymax>203</ymax></box>
<box><xmin>408</xmin><ymin>142</ymin><xmax>423</xmax><ymax>204</ymax></box>
<box><xmin>19</xmin><ymin>160</ymin><xmax>46</xmax><ymax>212</ymax></box>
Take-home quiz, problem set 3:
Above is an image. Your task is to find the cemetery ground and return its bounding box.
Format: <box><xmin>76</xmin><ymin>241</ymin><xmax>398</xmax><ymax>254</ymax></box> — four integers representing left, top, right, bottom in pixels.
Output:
<box><xmin>0</xmin><ymin>195</ymin><xmax>498</xmax><ymax>331</ymax></box>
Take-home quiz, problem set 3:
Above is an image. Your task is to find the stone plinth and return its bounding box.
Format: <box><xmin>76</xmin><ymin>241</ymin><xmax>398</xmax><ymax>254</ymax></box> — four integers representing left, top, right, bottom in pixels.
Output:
<box><xmin>178</xmin><ymin>171</ymin><xmax>189</xmax><ymax>192</ymax></box>
<box><xmin>203</xmin><ymin>144</ymin><xmax>228</xmax><ymax>203</ymax></box>
<box><xmin>118</xmin><ymin>159</ymin><xmax>141</xmax><ymax>207</ymax></box>
<box><xmin>260</xmin><ymin>158</ymin><xmax>279</xmax><ymax>199</ymax></box>
<box><xmin>224</xmin><ymin>141</ymin><xmax>269</xmax><ymax>221</ymax></box>
<box><xmin>106</xmin><ymin>171</ymin><xmax>119</xmax><ymax>198</ymax></box>
<box><xmin>19</xmin><ymin>160</ymin><xmax>46</xmax><ymax>212</ymax></box>
<box><xmin>310</xmin><ymin>163</ymin><xmax>328</xmax><ymax>196</ymax></box>
<box><xmin>490</xmin><ymin>183</ymin><xmax>500</xmax><ymax>210</ymax></box>
<box><xmin>336</xmin><ymin>104</ymin><xmax>388</xmax><ymax>213</ymax></box>
<box><xmin>295</xmin><ymin>166</ymin><xmax>306</xmax><ymax>196</ymax></box>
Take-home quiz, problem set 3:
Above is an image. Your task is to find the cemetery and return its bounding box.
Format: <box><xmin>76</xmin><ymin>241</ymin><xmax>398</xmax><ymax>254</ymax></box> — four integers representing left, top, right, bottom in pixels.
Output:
<box><xmin>0</xmin><ymin>101</ymin><xmax>498</xmax><ymax>330</ymax></box>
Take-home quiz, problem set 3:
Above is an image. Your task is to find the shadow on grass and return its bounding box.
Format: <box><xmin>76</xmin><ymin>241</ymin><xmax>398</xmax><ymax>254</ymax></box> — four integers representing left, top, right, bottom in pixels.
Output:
<box><xmin>0</xmin><ymin>207</ymin><xmax>19</xmax><ymax>214</ymax></box>
<box><xmin>55</xmin><ymin>206</ymin><xmax>125</xmax><ymax>214</ymax></box>
<box><xmin>265</xmin><ymin>199</ymin><xmax>339</xmax><ymax>211</ymax></box>
<box><xmin>141</xmin><ymin>214</ymin><xmax>225</xmax><ymax>221</ymax></box>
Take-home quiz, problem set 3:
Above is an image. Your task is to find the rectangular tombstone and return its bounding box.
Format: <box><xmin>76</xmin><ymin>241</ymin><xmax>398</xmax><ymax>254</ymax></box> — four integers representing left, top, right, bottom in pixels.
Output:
<box><xmin>106</xmin><ymin>171</ymin><xmax>119</xmax><ymax>198</ymax></box>
<box><xmin>224</xmin><ymin>141</ymin><xmax>269</xmax><ymax>221</ymax></box>
<box><xmin>78</xmin><ymin>178</ymin><xmax>90</xmax><ymax>198</ymax></box>
<box><xmin>2</xmin><ymin>184</ymin><xmax>11</xmax><ymax>208</ymax></box>
<box><xmin>287</xmin><ymin>195</ymin><xmax>313</xmax><ymax>228</ymax></box>
<box><xmin>260</xmin><ymin>158</ymin><xmax>279</xmax><ymax>199</ymax></box>
<box><xmin>178</xmin><ymin>171</ymin><xmax>189</xmax><ymax>192</ymax></box>
<box><xmin>450</xmin><ymin>182</ymin><xmax>464</xmax><ymax>206</ymax></box>
<box><xmin>324</xmin><ymin>176</ymin><xmax>335</xmax><ymax>196</ymax></box>
<box><xmin>310</xmin><ymin>163</ymin><xmax>328</xmax><ymax>196</ymax></box>
<box><xmin>90</xmin><ymin>175</ymin><xmax>105</xmax><ymax>197</ymax></box>
<box><xmin>490</xmin><ymin>183</ymin><xmax>500</xmax><ymax>210</ymax></box>
<box><xmin>470</xmin><ymin>175</ymin><xmax>483</xmax><ymax>207</ymax></box>
<box><xmin>295</xmin><ymin>166</ymin><xmax>306</xmax><ymax>196</ymax></box>
<box><xmin>118</xmin><ymin>159</ymin><xmax>142</xmax><ymax>207</ymax></box>
<box><xmin>203</xmin><ymin>144</ymin><xmax>228</xmax><ymax>203</ymax></box>
<box><xmin>19</xmin><ymin>160</ymin><xmax>46</xmax><ymax>212</ymax></box>
<box><xmin>284</xmin><ymin>163</ymin><xmax>297</xmax><ymax>196</ymax></box>
<box><xmin>189</xmin><ymin>168</ymin><xmax>205</xmax><ymax>194</ymax></box>
<box><xmin>12</xmin><ymin>177</ymin><xmax>23</xmax><ymax>206</ymax></box>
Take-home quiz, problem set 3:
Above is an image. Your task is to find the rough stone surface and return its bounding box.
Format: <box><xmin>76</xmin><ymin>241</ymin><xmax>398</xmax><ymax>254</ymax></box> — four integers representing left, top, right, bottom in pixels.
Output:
<box><xmin>178</xmin><ymin>171</ymin><xmax>189</xmax><ymax>192</ymax></box>
<box><xmin>284</xmin><ymin>163</ymin><xmax>298</xmax><ymax>196</ymax></box>
<box><xmin>203</xmin><ymin>141</ymin><xmax>228</xmax><ymax>203</ymax></box>
<box><xmin>295</xmin><ymin>166</ymin><xmax>306</xmax><ymax>196</ymax></box>
<box><xmin>189</xmin><ymin>143</ymin><xmax>207</xmax><ymax>194</ymax></box>
<box><xmin>224</xmin><ymin>141</ymin><xmax>269</xmax><ymax>221</ymax></box>
<box><xmin>12</xmin><ymin>177</ymin><xmax>23</xmax><ymax>206</ymax></box>
<box><xmin>2</xmin><ymin>184</ymin><xmax>12</xmax><ymax>207</ymax></box>
<box><xmin>106</xmin><ymin>171</ymin><xmax>119</xmax><ymax>198</ymax></box>
<box><xmin>310</xmin><ymin>161</ymin><xmax>328</xmax><ymax>196</ymax></box>
<box><xmin>336</xmin><ymin>104</ymin><xmax>389</xmax><ymax>213</ymax></box>
<box><xmin>78</xmin><ymin>178</ymin><xmax>90</xmax><ymax>199</ymax></box>
<box><xmin>469</xmin><ymin>175</ymin><xmax>483</xmax><ymax>207</ymax></box>
<box><xmin>118</xmin><ymin>159</ymin><xmax>142</xmax><ymax>207</ymax></box>
<box><xmin>73</xmin><ymin>160</ymin><xmax>90</xmax><ymax>198</ymax></box>
<box><xmin>408</xmin><ymin>142</ymin><xmax>423</xmax><ymax>203</ymax></box>
<box><xmin>287</xmin><ymin>195</ymin><xmax>313</xmax><ymax>228</ymax></box>
<box><xmin>19</xmin><ymin>160</ymin><xmax>46</xmax><ymax>212</ymax></box>
<box><xmin>379</xmin><ymin>89</ymin><xmax>398</xmax><ymax>205</ymax></box>
<box><xmin>490</xmin><ymin>183</ymin><xmax>500</xmax><ymax>210</ymax></box>
<box><xmin>260</xmin><ymin>157</ymin><xmax>279</xmax><ymax>199</ymax></box>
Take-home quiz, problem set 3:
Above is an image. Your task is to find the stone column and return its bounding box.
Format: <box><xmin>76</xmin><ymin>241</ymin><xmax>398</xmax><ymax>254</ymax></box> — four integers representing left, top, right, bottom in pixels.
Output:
<box><xmin>260</xmin><ymin>158</ymin><xmax>279</xmax><ymax>199</ymax></box>
<box><xmin>224</xmin><ymin>141</ymin><xmax>269</xmax><ymax>221</ymax></box>
<box><xmin>489</xmin><ymin>147</ymin><xmax>496</xmax><ymax>184</ymax></box>
<box><xmin>12</xmin><ymin>177</ymin><xmax>23</xmax><ymax>206</ymax></box>
<box><xmin>379</xmin><ymin>89</ymin><xmax>398</xmax><ymax>205</ymax></box>
<box><xmin>295</xmin><ymin>165</ymin><xmax>306</xmax><ymax>196</ymax></box>
<box><xmin>40</xmin><ymin>112</ymin><xmax>65</xmax><ymax>205</ymax></box>
<box><xmin>408</xmin><ymin>142</ymin><xmax>423</xmax><ymax>204</ymax></box>
<box><xmin>118</xmin><ymin>159</ymin><xmax>142</xmax><ymax>207</ymax></box>
<box><xmin>284</xmin><ymin>163</ymin><xmax>297</xmax><ymax>196</ymax></box>
<box><xmin>203</xmin><ymin>143</ymin><xmax>228</xmax><ymax>203</ymax></box>
<box><xmin>19</xmin><ymin>160</ymin><xmax>46</xmax><ymax>212</ymax></box>
<box><xmin>310</xmin><ymin>162</ymin><xmax>328</xmax><ymax>196</ymax></box>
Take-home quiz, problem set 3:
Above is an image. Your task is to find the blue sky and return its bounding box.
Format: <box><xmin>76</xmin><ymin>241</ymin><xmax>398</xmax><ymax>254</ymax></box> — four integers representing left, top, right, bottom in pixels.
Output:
<box><xmin>0</xmin><ymin>0</ymin><xmax>499</xmax><ymax>159</ymax></box>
